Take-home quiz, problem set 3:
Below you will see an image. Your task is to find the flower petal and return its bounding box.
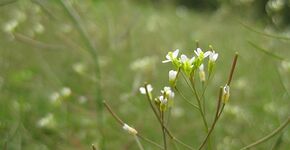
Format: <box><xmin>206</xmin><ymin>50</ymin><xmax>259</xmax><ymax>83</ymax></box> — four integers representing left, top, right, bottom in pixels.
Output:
<box><xmin>139</xmin><ymin>87</ymin><xmax>146</xmax><ymax>94</ymax></box>
<box><xmin>172</xmin><ymin>49</ymin><xmax>179</xmax><ymax>58</ymax></box>
<box><xmin>162</xmin><ymin>60</ymin><xmax>171</xmax><ymax>63</ymax></box>
<box><xmin>180</xmin><ymin>54</ymin><xmax>188</xmax><ymax>63</ymax></box>
<box><xmin>204</xmin><ymin>51</ymin><xmax>211</xmax><ymax>58</ymax></box>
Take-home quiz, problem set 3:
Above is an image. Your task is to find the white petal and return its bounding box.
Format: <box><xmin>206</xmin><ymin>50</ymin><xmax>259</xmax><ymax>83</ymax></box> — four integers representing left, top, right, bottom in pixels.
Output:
<box><xmin>164</xmin><ymin>86</ymin><xmax>171</xmax><ymax>92</ymax></box>
<box><xmin>162</xmin><ymin>60</ymin><xmax>171</xmax><ymax>63</ymax></box>
<box><xmin>213</xmin><ymin>53</ymin><xmax>218</xmax><ymax>61</ymax></box>
<box><xmin>169</xmin><ymin>70</ymin><xmax>177</xmax><ymax>80</ymax></box>
<box><xmin>189</xmin><ymin>56</ymin><xmax>195</xmax><ymax>64</ymax></box>
<box><xmin>165</xmin><ymin>53</ymin><xmax>171</xmax><ymax>60</ymax></box>
<box><xmin>147</xmin><ymin>84</ymin><xmax>153</xmax><ymax>92</ymax></box>
<box><xmin>139</xmin><ymin>87</ymin><xmax>146</xmax><ymax>94</ymax></box>
<box><xmin>196</xmin><ymin>47</ymin><xmax>203</xmax><ymax>55</ymax></box>
<box><xmin>172</xmin><ymin>49</ymin><xmax>179</xmax><ymax>58</ymax></box>
<box><xmin>204</xmin><ymin>51</ymin><xmax>211</xmax><ymax>58</ymax></box>
<box><xmin>180</xmin><ymin>54</ymin><xmax>188</xmax><ymax>63</ymax></box>
<box><xmin>197</xmin><ymin>48</ymin><xmax>202</xmax><ymax>53</ymax></box>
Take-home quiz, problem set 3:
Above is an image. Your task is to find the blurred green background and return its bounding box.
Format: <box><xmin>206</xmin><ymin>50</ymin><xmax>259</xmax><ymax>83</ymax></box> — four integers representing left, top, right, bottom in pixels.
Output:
<box><xmin>0</xmin><ymin>0</ymin><xmax>289</xmax><ymax>150</ymax></box>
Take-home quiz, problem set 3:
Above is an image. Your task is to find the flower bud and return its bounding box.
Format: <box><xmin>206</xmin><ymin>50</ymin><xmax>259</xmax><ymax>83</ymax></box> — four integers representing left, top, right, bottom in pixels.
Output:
<box><xmin>222</xmin><ymin>84</ymin><xmax>230</xmax><ymax>103</ymax></box>
<box><xmin>199</xmin><ymin>64</ymin><xmax>206</xmax><ymax>82</ymax></box>
<box><xmin>180</xmin><ymin>54</ymin><xmax>195</xmax><ymax>77</ymax></box>
<box><xmin>169</xmin><ymin>70</ymin><xmax>178</xmax><ymax>86</ymax></box>
<box><xmin>123</xmin><ymin>124</ymin><xmax>138</xmax><ymax>135</ymax></box>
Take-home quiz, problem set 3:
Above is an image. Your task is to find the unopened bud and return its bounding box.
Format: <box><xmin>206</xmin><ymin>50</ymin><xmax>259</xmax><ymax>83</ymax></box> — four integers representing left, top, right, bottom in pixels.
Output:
<box><xmin>222</xmin><ymin>85</ymin><xmax>230</xmax><ymax>103</ymax></box>
<box><xmin>123</xmin><ymin>124</ymin><xmax>138</xmax><ymax>135</ymax></box>
<box><xmin>169</xmin><ymin>70</ymin><xmax>178</xmax><ymax>86</ymax></box>
<box><xmin>199</xmin><ymin>64</ymin><xmax>206</xmax><ymax>82</ymax></box>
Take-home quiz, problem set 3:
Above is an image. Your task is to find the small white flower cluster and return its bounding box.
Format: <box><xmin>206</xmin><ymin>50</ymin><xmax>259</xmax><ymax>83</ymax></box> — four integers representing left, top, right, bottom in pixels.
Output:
<box><xmin>163</xmin><ymin>47</ymin><xmax>218</xmax><ymax>83</ymax></box>
<box><xmin>157</xmin><ymin>87</ymin><xmax>175</xmax><ymax>111</ymax></box>
<box><xmin>139</xmin><ymin>84</ymin><xmax>153</xmax><ymax>94</ymax></box>
<box><xmin>50</xmin><ymin>87</ymin><xmax>72</xmax><ymax>106</ymax></box>
<box><xmin>139</xmin><ymin>84</ymin><xmax>174</xmax><ymax>111</ymax></box>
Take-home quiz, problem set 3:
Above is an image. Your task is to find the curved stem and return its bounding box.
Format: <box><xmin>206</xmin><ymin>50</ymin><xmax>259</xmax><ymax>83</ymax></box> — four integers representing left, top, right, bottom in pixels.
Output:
<box><xmin>174</xmin><ymin>87</ymin><xmax>199</xmax><ymax>110</ymax></box>
<box><xmin>103</xmin><ymin>101</ymin><xmax>163</xmax><ymax>149</ymax></box>
<box><xmin>240</xmin><ymin>116</ymin><xmax>290</xmax><ymax>150</ymax></box>
<box><xmin>181</xmin><ymin>72</ymin><xmax>208</xmax><ymax>132</ymax></box>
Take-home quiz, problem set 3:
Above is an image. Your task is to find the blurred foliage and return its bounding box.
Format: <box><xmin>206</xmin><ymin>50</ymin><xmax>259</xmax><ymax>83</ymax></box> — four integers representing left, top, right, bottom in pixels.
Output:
<box><xmin>132</xmin><ymin>0</ymin><xmax>290</xmax><ymax>29</ymax></box>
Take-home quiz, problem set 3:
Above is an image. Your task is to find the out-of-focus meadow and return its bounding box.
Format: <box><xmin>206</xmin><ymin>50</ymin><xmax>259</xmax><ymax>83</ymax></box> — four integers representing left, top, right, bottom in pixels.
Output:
<box><xmin>0</xmin><ymin>0</ymin><xmax>290</xmax><ymax>150</ymax></box>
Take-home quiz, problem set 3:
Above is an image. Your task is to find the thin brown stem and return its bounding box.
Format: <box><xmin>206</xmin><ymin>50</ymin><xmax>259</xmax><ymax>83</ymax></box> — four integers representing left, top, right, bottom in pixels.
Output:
<box><xmin>215</xmin><ymin>88</ymin><xmax>223</xmax><ymax>120</ymax></box>
<box><xmin>240</xmin><ymin>116</ymin><xmax>290</xmax><ymax>150</ymax></box>
<box><xmin>198</xmin><ymin>87</ymin><xmax>224</xmax><ymax>150</ymax></box>
<box><xmin>161</xmin><ymin>111</ymin><xmax>167</xmax><ymax>150</ymax></box>
<box><xmin>103</xmin><ymin>101</ymin><xmax>163</xmax><ymax>149</ymax></box>
<box><xmin>227</xmin><ymin>53</ymin><xmax>239</xmax><ymax>86</ymax></box>
<box><xmin>91</xmin><ymin>144</ymin><xmax>97</xmax><ymax>150</ymax></box>
<box><xmin>103</xmin><ymin>101</ymin><xmax>124</xmax><ymax>125</ymax></box>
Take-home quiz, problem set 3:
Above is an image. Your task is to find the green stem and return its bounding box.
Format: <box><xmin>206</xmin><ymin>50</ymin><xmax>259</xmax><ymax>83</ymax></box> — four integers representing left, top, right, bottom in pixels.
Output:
<box><xmin>240</xmin><ymin>116</ymin><xmax>290</xmax><ymax>150</ymax></box>
<box><xmin>60</xmin><ymin>0</ymin><xmax>104</xmax><ymax>147</ymax></box>
<box><xmin>190</xmin><ymin>77</ymin><xmax>209</xmax><ymax>133</ymax></box>
<box><xmin>103</xmin><ymin>101</ymin><xmax>164</xmax><ymax>149</ymax></box>
<box><xmin>143</xmin><ymin>84</ymin><xmax>194</xmax><ymax>150</ymax></box>
<box><xmin>161</xmin><ymin>111</ymin><xmax>167</xmax><ymax>150</ymax></box>
<box><xmin>198</xmin><ymin>87</ymin><xmax>224</xmax><ymax>150</ymax></box>
<box><xmin>137</xmin><ymin>135</ymin><xmax>164</xmax><ymax>149</ymax></box>
<box><xmin>174</xmin><ymin>87</ymin><xmax>199</xmax><ymax>110</ymax></box>
<box><xmin>181</xmin><ymin>72</ymin><xmax>208</xmax><ymax>132</ymax></box>
<box><xmin>134</xmin><ymin>135</ymin><xmax>145</xmax><ymax>150</ymax></box>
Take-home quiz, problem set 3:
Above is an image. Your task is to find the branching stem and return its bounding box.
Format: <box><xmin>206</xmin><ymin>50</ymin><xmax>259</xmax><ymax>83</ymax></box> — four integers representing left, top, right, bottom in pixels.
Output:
<box><xmin>240</xmin><ymin>116</ymin><xmax>290</xmax><ymax>150</ymax></box>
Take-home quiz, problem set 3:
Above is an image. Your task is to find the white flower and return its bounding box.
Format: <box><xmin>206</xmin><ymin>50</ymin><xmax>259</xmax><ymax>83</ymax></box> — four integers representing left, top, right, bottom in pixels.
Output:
<box><xmin>209</xmin><ymin>51</ymin><xmax>218</xmax><ymax>62</ymax></box>
<box><xmin>123</xmin><ymin>123</ymin><xmax>138</xmax><ymax>135</ymax></box>
<box><xmin>139</xmin><ymin>84</ymin><xmax>153</xmax><ymax>94</ymax></box>
<box><xmin>162</xmin><ymin>49</ymin><xmax>179</xmax><ymax>63</ymax></box>
<box><xmin>180</xmin><ymin>54</ymin><xmax>195</xmax><ymax>76</ymax></box>
<box><xmin>50</xmin><ymin>92</ymin><xmax>60</xmax><ymax>102</ymax></box>
<box><xmin>159</xmin><ymin>95</ymin><xmax>168</xmax><ymax>105</ymax></box>
<box><xmin>60</xmin><ymin>87</ymin><xmax>71</xmax><ymax>97</ymax></box>
<box><xmin>161</xmin><ymin>86</ymin><xmax>174</xmax><ymax>100</ymax></box>
<box><xmin>194</xmin><ymin>48</ymin><xmax>211</xmax><ymax>58</ymax></box>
